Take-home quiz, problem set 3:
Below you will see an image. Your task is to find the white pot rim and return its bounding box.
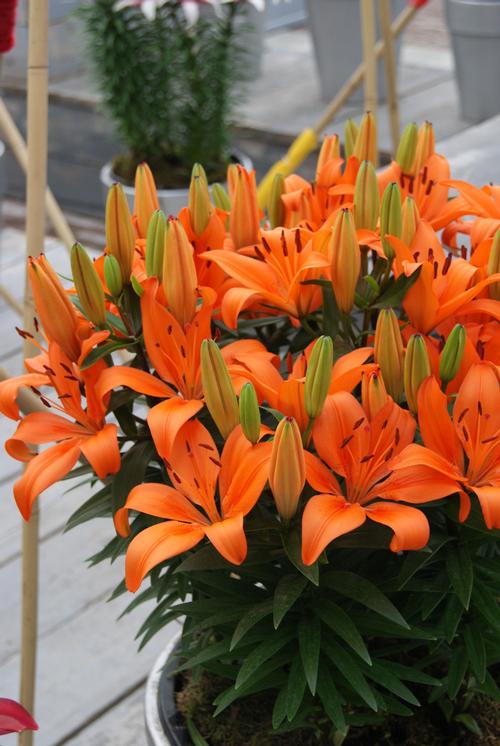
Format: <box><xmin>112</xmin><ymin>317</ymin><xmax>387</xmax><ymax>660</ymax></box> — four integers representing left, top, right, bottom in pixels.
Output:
<box><xmin>144</xmin><ymin>629</ymin><xmax>182</xmax><ymax>746</ymax></box>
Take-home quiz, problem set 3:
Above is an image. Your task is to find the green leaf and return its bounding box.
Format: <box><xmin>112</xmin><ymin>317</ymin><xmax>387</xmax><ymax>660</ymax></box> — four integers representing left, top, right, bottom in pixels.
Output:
<box><xmin>175</xmin><ymin>546</ymin><xmax>234</xmax><ymax>573</ymax></box>
<box><xmin>272</xmin><ymin>687</ymin><xmax>289</xmax><ymax>729</ymax></box>
<box><xmin>80</xmin><ymin>340</ymin><xmax>134</xmax><ymax>369</ymax></box>
<box><xmin>186</xmin><ymin>718</ymin><xmax>210</xmax><ymax>746</ymax></box>
<box><xmin>324</xmin><ymin>571</ymin><xmax>409</xmax><ymax>628</ymax></box>
<box><xmin>111</xmin><ymin>441</ymin><xmax>156</xmax><ymax>513</ymax></box>
<box><xmin>464</xmin><ymin>623</ymin><xmax>486</xmax><ymax>683</ymax></box>
<box><xmin>454</xmin><ymin>714</ymin><xmax>482</xmax><ymax>737</ymax></box>
<box><xmin>317</xmin><ymin>664</ymin><xmax>347</xmax><ymax>734</ymax></box>
<box><xmin>442</xmin><ymin>594</ymin><xmax>464</xmax><ymax>644</ymax></box>
<box><xmin>65</xmin><ymin>483</ymin><xmax>112</xmax><ymax>531</ymax></box>
<box><xmin>273</xmin><ymin>574</ymin><xmax>308</xmax><ymax>629</ymax></box>
<box><xmin>381</xmin><ymin>661</ymin><xmax>441</xmax><ymax>687</ymax></box>
<box><xmin>371</xmin><ymin>265</ymin><xmax>422</xmax><ymax>309</ymax></box>
<box><xmin>472</xmin><ymin>584</ymin><xmax>500</xmax><ymax>632</ymax></box>
<box><xmin>365</xmin><ymin>662</ymin><xmax>420</xmax><ymax>706</ymax></box>
<box><xmin>282</xmin><ymin>530</ymin><xmax>319</xmax><ymax>585</ymax></box>
<box><xmin>286</xmin><ymin>656</ymin><xmax>307</xmax><ymax>722</ymax></box>
<box><xmin>447</xmin><ymin>647</ymin><xmax>468</xmax><ymax>699</ymax></box>
<box><xmin>317</xmin><ymin>601</ymin><xmax>371</xmax><ymax>665</ymax></box>
<box><xmin>176</xmin><ymin>639</ymin><xmax>231</xmax><ymax>672</ymax></box>
<box><xmin>323</xmin><ymin>639</ymin><xmax>378</xmax><ymax>712</ymax></box>
<box><xmin>235</xmin><ymin>632</ymin><xmax>294</xmax><ymax>689</ymax></box>
<box><xmin>476</xmin><ymin>671</ymin><xmax>500</xmax><ymax>702</ymax></box>
<box><xmin>230</xmin><ymin>600</ymin><xmax>273</xmax><ymax>651</ymax></box>
<box><xmin>446</xmin><ymin>544</ymin><xmax>473</xmax><ymax>609</ymax></box>
<box><xmin>299</xmin><ymin>616</ymin><xmax>321</xmax><ymax>695</ymax></box>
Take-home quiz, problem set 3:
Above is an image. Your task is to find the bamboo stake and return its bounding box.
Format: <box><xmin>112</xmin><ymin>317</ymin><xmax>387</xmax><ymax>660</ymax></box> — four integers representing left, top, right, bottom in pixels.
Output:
<box><xmin>360</xmin><ymin>0</ymin><xmax>378</xmax><ymax>115</ymax></box>
<box><xmin>18</xmin><ymin>1</ymin><xmax>50</xmax><ymax>744</ymax></box>
<box><xmin>0</xmin><ymin>97</ymin><xmax>76</xmax><ymax>250</ymax></box>
<box><xmin>379</xmin><ymin>0</ymin><xmax>400</xmax><ymax>155</ymax></box>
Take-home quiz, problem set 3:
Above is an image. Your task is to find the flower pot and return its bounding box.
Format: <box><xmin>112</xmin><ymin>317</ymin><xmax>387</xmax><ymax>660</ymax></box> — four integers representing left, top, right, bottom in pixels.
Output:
<box><xmin>145</xmin><ymin>631</ymin><xmax>185</xmax><ymax>746</ymax></box>
<box><xmin>99</xmin><ymin>151</ymin><xmax>253</xmax><ymax>216</ymax></box>
<box><xmin>306</xmin><ymin>0</ymin><xmax>406</xmax><ymax>103</ymax></box>
<box><xmin>445</xmin><ymin>0</ymin><xmax>500</xmax><ymax>123</ymax></box>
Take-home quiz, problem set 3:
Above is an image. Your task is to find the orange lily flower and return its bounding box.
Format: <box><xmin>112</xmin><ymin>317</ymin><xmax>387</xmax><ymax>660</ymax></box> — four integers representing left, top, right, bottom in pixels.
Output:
<box><xmin>392</xmin><ymin>363</ymin><xmax>500</xmax><ymax>527</ymax></box>
<box><xmin>301</xmin><ymin>392</ymin><xmax>458</xmax><ymax>565</ymax></box>
<box><xmin>435</xmin><ymin>180</ymin><xmax>500</xmax><ymax>249</ymax></box>
<box><xmin>115</xmin><ymin>420</ymin><xmax>272</xmax><ymax>591</ymax></box>
<box><xmin>378</xmin><ymin>153</ymin><xmax>450</xmax><ymax>224</ymax></box>
<box><xmin>200</xmin><ymin>227</ymin><xmax>329</xmax><ymax>327</ymax></box>
<box><xmin>1</xmin><ymin>341</ymin><xmax>120</xmax><ymax>519</ymax></box>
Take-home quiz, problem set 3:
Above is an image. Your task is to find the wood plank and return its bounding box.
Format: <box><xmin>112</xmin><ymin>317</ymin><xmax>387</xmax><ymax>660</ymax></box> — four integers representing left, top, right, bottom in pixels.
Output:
<box><xmin>60</xmin><ymin>686</ymin><xmax>146</xmax><ymax>745</ymax></box>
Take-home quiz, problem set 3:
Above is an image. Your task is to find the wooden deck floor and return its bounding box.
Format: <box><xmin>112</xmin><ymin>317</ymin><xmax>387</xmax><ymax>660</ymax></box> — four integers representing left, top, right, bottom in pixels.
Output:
<box><xmin>0</xmin><ymin>208</ymin><xmax>174</xmax><ymax>746</ymax></box>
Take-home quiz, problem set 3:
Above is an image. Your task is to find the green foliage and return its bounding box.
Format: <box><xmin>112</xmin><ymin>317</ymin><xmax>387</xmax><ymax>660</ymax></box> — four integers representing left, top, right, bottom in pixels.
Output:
<box><xmin>78</xmin><ymin>0</ymin><xmax>251</xmax><ymax>178</ymax></box>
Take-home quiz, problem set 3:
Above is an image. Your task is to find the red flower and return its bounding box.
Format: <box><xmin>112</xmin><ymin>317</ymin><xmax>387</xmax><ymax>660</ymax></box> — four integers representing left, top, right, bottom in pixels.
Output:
<box><xmin>0</xmin><ymin>698</ymin><xmax>38</xmax><ymax>736</ymax></box>
<box><xmin>0</xmin><ymin>0</ymin><xmax>18</xmax><ymax>54</ymax></box>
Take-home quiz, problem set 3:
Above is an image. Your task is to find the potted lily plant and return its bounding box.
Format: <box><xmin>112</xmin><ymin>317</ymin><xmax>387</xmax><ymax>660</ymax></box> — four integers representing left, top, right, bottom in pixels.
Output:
<box><xmin>78</xmin><ymin>0</ymin><xmax>261</xmax><ymax>214</ymax></box>
<box><xmin>2</xmin><ymin>116</ymin><xmax>500</xmax><ymax>744</ymax></box>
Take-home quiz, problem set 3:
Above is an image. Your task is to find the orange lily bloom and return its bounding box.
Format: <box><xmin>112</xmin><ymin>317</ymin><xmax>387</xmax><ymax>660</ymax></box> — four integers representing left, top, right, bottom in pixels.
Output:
<box><xmin>200</xmin><ymin>227</ymin><xmax>329</xmax><ymax>327</ymax></box>
<box><xmin>378</xmin><ymin>153</ymin><xmax>450</xmax><ymax>224</ymax></box>
<box><xmin>301</xmin><ymin>392</ymin><xmax>458</xmax><ymax>565</ymax></box>
<box><xmin>115</xmin><ymin>420</ymin><xmax>272</xmax><ymax>591</ymax></box>
<box><xmin>392</xmin><ymin>363</ymin><xmax>500</xmax><ymax>527</ymax></box>
<box><xmin>435</xmin><ymin>180</ymin><xmax>500</xmax><ymax>249</ymax></box>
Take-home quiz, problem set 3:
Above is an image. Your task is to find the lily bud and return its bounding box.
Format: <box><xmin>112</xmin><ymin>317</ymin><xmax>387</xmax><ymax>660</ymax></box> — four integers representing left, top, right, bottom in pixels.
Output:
<box><xmin>189</xmin><ymin>163</ymin><xmax>212</xmax><ymax>236</ymax></box>
<box><xmin>487</xmin><ymin>230</ymin><xmax>500</xmax><ymax>301</ymax></box>
<box><xmin>396</xmin><ymin>122</ymin><xmax>418</xmax><ymax>174</ymax></box>
<box><xmin>269</xmin><ymin>416</ymin><xmax>305</xmax><ymax>523</ymax></box>
<box><xmin>239</xmin><ymin>382</ymin><xmax>261</xmax><ymax>445</ymax></box>
<box><xmin>361</xmin><ymin>366</ymin><xmax>389</xmax><ymax>420</ymax></box>
<box><xmin>353</xmin><ymin>112</ymin><xmax>377</xmax><ymax>165</ymax></box>
<box><xmin>28</xmin><ymin>255</ymin><xmax>81</xmax><ymax>361</ymax></box>
<box><xmin>439</xmin><ymin>324</ymin><xmax>466</xmax><ymax>386</ymax></box>
<box><xmin>268</xmin><ymin>172</ymin><xmax>285</xmax><ymax>229</ymax></box>
<box><xmin>145</xmin><ymin>210</ymin><xmax>166</xmax><ymax>279</ymax></box>
<box><xmin>401</xmin><ymin>196</ymin><xmax>420</xmax><ymax>246</ymax></box>
<box><xmin>304</xmin><ymin>336</ymin><xmax>334</xmax><ymax>419</ymax></box>
<box><xmin>229</xmin><ymin>166</ymin><xmax>260</xmax><ymax>249</ymax></box>
<box><xmin>70</xmin><ymin>243</ymin><xmax>106</xmax><ymax>327</ymax></box>
<box><xmin>329</xmin><ymin>208</ymin><xmax>361</xmax><ymax>314</ymax></box>
<box><xmin>162</xmin><ymin>218</ymin><xmax>198</xmax><ymax>327</ymax></box>
<box><xmin>211</xmin><ymin>183</ymin><xmax>231</xmax><ymax>212</ymax></box>
<box><xmin>344</xmin><ymin>119</ymin><xmax>358</xmax><ymax>161</ymax></box>
<box><xmin>413</xmin><ymin>121</ymin><xmax>435</xmax><ymax>173</ymax></box>
<box><xmin>353</xmin><ymin>160</ymin><xmax>380</xmax><ymax>230</ymax></box>
<box><xmin>380</xmin><ymin>182</ymin><xmax>402</xmax><ymax>260</ymax></box>
<box><xmin>374</xmin><ymin>308</ymin><xmax>404</xmax><ymax>402</ymax></box>
<box><xmin>316</xmin><ymin>134</ymin><xmax>340</xmax><ymax>179</ymax></box>
<box><xmin>134</xmin><ymin>163</ymin><xmax>159</xmax><ymax>239</ymax></box>
<box><xmin>200</xmin><ymin>339</ymin><xmax>239</xmax><ymax>439</ymax></box>
<box><xmin>404</xmin><ymin>333</ymin><xmax>431</xmax><ymax>413</ymax></box>
<box><xmin>105</xmin><ymin>183</ymin><xmax>135</xmax><ymax>283</ymax></box>
<box><xmin>104</xmin><ymin>254</ymin><xmax>123</xmax><ymax>298</ymax></box>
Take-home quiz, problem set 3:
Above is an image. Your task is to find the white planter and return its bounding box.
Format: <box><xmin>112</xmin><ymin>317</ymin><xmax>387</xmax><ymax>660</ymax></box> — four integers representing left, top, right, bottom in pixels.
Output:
<box><xmin>307</xmin><ymin>0</ymin><xmax>406</xmax><ymax>103</ymax></box>
<box><xmin>145</xmin><ymin>631</ymin><xmax>182</xmax><ymax>746</ymax></box>
<box><xmin>100</xmin><ymin>151</ymin><xmax>253</xmax><ymax>216</ymax></box>
<box><xmin>445</xmin><ymin>0</ymin><xmax>500</xmax><ymax>123</ymax></box>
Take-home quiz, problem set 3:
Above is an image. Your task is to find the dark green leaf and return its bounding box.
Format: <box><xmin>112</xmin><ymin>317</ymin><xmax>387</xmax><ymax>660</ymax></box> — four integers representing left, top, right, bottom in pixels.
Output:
<box><xmin>446</xmin><ymin>545</ymin><xmax>473</xmax><ymax>609</ymax></box>
<box><xmin>443</xmin><ymin>594</ymin><xmax>464</xmax><ymax>643</ymax></box>
<box><xmin>230</xmin><ymin>600</ymin><xmax>273</xmax><ymax>651</ymax></box>
<box><xmin>323</xmin><ymin>639</ymin><xmax>378</xmax><ymax>711</ymax></box>
<box><xmin>65</xmin><ymin>483</ymin><xmax>112</xmax><ymax>531</ymax></box>
<box><xmin>464</xmin><ymin>623</ymin><xmax>486</xmax><ymax>683</ymax></box>
<box><xmin>175</xmin><ymin>546</ymin><xmax>234</xmax><ymax>573</ymax></box>
<box><xmin>365</xmin><ymin>662</ymin><xmax>420</xmax><ymax>706</ymax></box>
<box><xmin>111</xmin><ymin>441</ymin><xmax>156</xmax><ymax>513</ymax></box>
<box><xmin>272</xmin><ymin>687</ymin><xmax>288</xmax><ymax>729</ymax></box>
<box><xmin>447</xmin><ymin>647</ymin><xmax>468</xmax><ymax>699</ymax></box>
<box><xmin>454</xmin><ymin>714</ymin><xmax>482</xmax><ymax>737</ymax></box>
<box><xmin>299</xmin><ymin>616</ymin><xmax>321</xmax><ymax>695</ymax></box>
<box><xmin>282</xmin><ymin>530</ymin><xmax>319</xmax><ymax>585</ymax></box>
<box><xmin>176</xmin><ymin>640</ymin><xmax>231</xmax><ymax>672</ymax></box>
<box><xmin>317</xmin><ymin>664</ymin><xmax>347</xmax><ymax>734</ymax></box>
<box><xmin>324</xmin><ymin>571</ymin><xmax>409</xmax><ymax>628</ymax></box>
<box><xmin>235</xmin><ymin>633</ymin><xmax>294</xmax><ymax>689</ymax></box>
<box><xmin>317</xmin><ymin>601</ymin><xmax>371</xmax><ymax>664</ymax></box>
<box><xmin>80</xmin><ymin>340</ymin><xmax>134</xmax><ymax>369</ymax></box>
<box><xmin>186</xmin><ymin>718</ymin><xmax>210</xmax><ymax>746</ymax></box>
<box><xmin>371</xmin><ymin>265</ymin><xmax>422</xmax><ymax>309</ymax></box>
<box><xmin>286</xmin><ymin>656</ymin><xmax>307</xmax><ymax>722</ymax></box>
<box><xmin>273</xmin><ymin>574</ymin><xmax>308</xmax><ymax>629</ymax></box>
<box><xmin>472</xmin><ymin>584</ymin><xmax>500</xmax><ymax>632</ymax></box>
<box><xmin>381</xmin><ymin>661</ymin><xmax>441</xmax><ymax>687</ymax></box>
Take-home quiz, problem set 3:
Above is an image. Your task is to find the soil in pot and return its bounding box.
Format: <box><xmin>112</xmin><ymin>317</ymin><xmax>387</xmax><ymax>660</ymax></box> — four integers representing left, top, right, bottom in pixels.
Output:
<box><xmin>112</xmin><ymin>152</ymin><xmax>229</xmax><ymax>190</ymax></box>
<box><xmin>176</xmin><ymin>670</ymin><xmax>500</xmax><ymax>745</ymax></box>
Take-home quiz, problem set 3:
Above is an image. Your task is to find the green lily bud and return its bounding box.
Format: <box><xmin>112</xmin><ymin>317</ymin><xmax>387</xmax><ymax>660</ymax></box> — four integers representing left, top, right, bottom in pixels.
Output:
<box><xmin>344</xmin><ymin>119</ymin><xmax>359</xmax><ymax>161</ymax></box>
<box><xmin>353</xmin><ymin>111</ymin><xmax>377</xmax><ymax>165</ymax></box>
<box><xmin>404</xmin><ymin>334</ymin><xmax>432</xmax><ymax>413</ymax></box>
<box><xmin>145</xmin><ymin>210</ymin><xmax>166</xmax><ymax>279</ymax></box>
<box><xmin>70</xmin><ymin>243</ymin><xmax>106</xmax><ymax>327</ymax></box>
<box><xmin>487</xmin><ymin>230</ymin><xmax>500</xmax><ymax>301</ymax></box>
<box><xmin>440</xmin><ymin>324</ymin><xmax>466</xmax><ymax>386</ymax></box>
<box><xmin>239</xmin><ymin>382</ymin><xmax>261</xmax><ymax>445</ymax></box>
<box><xmin>380</xmin><ymin>182</ymin><xmax>402</xmax><ymax>260</ymax></box>
<box><xmin>414</xmin><ymin>121</ymin><xmax>435</xmax><ymax>174</ymax></box>
<box><xmin>189</xmin><ymin>163</ymin><xmax>212</xmax><ymax>235</ymax></box>
<box><xmin>104</xmin><ymin>254</ymin><xmax>123</xmax><ymax>298</ymax></box>
<box><xmin>354</xmin><ymin>160</ymin><xmax>380</xmax><ymax>231</ymax></box>
<box><xmin>201</xmin><ymin>339</ymin><xmax>240</xmax><ymax>439</ymax></box>
<box><xmin>304</xmin><ymin>336</ymin><xmax>334</xmax><ymax>419</ymax></box>
<box><xmin>374</xmin><ymin>308</ymin><xmax>404</xmax><ymax>402</ymax></box>
<box><xmin>396</xmin><ymin>122</ymin><xmax>418</xmax><ymax>174</ymax></box>
<box><xmin>211</xmin><ymin>183</ymin><xmax>231</xmax><ymax>212</ymax></box>
<box><xmin>105</xmin><ymin>183</ymin><xmax>134</xmax><ymax>283</ymax></box>
<box><xmin>131</xmin><ymin>275</ymin><xmax>144</xmax><ymax>297</ymax></box>
<box><xmin>401</xmin><ymin>196</ymin><xmax>420</xmax><ymax>246</ymax></box>
<box><xmin>268</xmin><ymin>172</ymin><xmax>286</xmax><ymax>229</ymax></box>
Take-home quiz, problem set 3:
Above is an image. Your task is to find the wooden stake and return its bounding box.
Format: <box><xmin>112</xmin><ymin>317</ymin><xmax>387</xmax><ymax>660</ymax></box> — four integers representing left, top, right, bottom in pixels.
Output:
<box><xmin>19</xmin><ymin>1</ymin><xmax>49</xmax><ymax>743</ymax></box>
<box><xmin>360</xmin><ymin>0</ymin><xmax>378</xmax><ymax>114</ymax></box>
<box><xmin>0</xmin><ymin>97</ymin><xmax>76</xmax><ymax>250</ymax></box>
<box><xmin>379</xmin><ymin>0</ymin><xmax>400</xmax><ymax>155</ymax></box>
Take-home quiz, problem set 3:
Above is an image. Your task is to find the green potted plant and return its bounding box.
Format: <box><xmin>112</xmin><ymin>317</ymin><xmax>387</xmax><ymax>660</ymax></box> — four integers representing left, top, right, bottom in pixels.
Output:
<box><xmin>79</xmin><ymin>0</ymin><xmax>261</xmax><ymax>213</ymax></box>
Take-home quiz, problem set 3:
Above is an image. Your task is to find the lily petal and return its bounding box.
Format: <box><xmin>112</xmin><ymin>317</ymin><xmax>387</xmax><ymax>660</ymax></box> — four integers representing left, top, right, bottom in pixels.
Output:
<box><xmin>301</xmin><ymin>493</ymin><xmax>366</xmax><ymax>565</ymax></box>
<box><xmin>366</xmin><ymin>501</ymin><xmax>430</xmax><ymax>551</ymax></box>
<box><xmin>204</xmin><ymin>513</ymin><xmax>247</xmax><ymax>565</ymax></box>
